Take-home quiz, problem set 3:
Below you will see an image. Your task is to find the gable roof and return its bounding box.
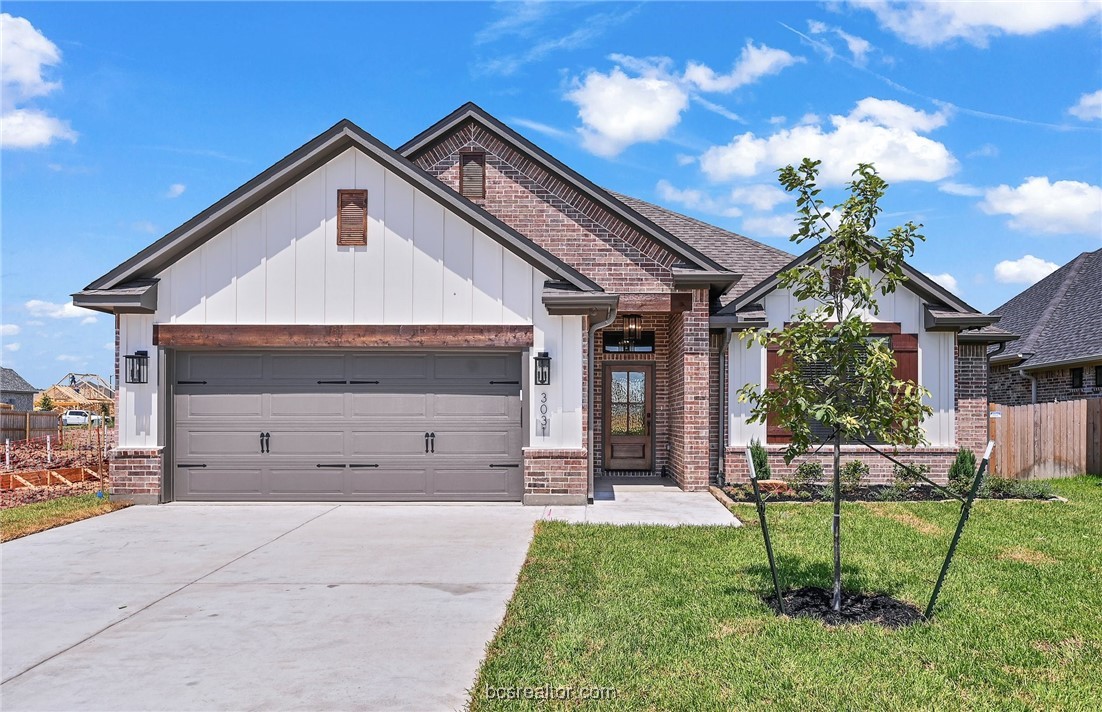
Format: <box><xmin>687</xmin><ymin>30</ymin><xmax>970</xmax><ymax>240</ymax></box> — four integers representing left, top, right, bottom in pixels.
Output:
<box><xmin>713</xmin><ymin>237</ymin><xmax>1002</xmax><ymax>333</ymax></box>
<box><xmin>1</xmin><ymin>367</ymin><xmax>38</xmax><ymax>394</ymax></box>
<box><xmin>397</xmin><ymin>102</ymin><xmax>732</xmax><ymax>275</ymax></box>
<box><xmin>610</xmin><ymin>192</ymin><xmax>793</xmax><ymax>301</ymax></box>
<box><xmin>990</xmin><ymin>248</ymin><xmax>1102</xmax><ymax>370</ymax></box>
<box><xmin>76</xmin><ymin>119</ymin><xmax>600</xmax><ymax>305</ymax></box>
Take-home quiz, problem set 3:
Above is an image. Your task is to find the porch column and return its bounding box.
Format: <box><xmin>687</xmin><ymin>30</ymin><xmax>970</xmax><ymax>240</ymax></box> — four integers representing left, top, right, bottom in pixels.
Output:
<box><xmin>668</xmin><ymin>288</ymin><xmax>711</xmax><ymax>490</ymax></box>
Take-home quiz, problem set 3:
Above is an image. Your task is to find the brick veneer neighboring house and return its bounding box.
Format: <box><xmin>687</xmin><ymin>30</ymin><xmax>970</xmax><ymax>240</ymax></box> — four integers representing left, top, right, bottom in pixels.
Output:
<box><xmin>73</xmin><ymin>102</ymin><xmax>1011</xmax><ymax>504</ymax></box>
<box><xmin>989</xmin><ymin>248</ymin><xmax>1102</xmax><ymax>406</ymax></box>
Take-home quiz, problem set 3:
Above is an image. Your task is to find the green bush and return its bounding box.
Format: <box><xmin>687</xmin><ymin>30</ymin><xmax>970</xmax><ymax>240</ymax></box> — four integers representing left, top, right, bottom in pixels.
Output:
<box><xmin>840</xmin><ymin>460</ymin><xmax>869</xmax><ymax>492</ymax></box>
<box><xmin>892</xmin><ymin>462</ymin><xmax>929</xmax><ymax>489</ymax></box>
<box><xmin>789</xmin><ymin>461</ymin><xmax>824</xmax><ymax>490</ymax></box>
<box><xmin>948</xmin><ymin>447</ymin><xmax>977</xmax><ymax>494</ymax></box>
<box><xmin>980</xmin><ymin>477</ymin><xmax>1054</xmax><ymax>500</ymax></box>
<box><xmin>749</xmin><ymin>438</ymin><xmax>771</xmax><ymax>479</ymax></box>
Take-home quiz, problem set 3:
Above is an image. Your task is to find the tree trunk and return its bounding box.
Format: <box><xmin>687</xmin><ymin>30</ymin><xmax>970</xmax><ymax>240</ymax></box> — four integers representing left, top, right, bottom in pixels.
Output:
<box><xmin>832</xmin><ymin>432</ymin><xmax>842</xmax><ymax>612</ymax></box>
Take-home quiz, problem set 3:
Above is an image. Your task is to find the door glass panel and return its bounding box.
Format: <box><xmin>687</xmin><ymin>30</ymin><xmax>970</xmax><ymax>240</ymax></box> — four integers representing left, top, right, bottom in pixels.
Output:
<box><xmin>610</xmin><ymin>370</ymin><xmax>647</xmax><ymax>436</ymax></box>
<box><xmin>610</xmin><ymin>403</ymin><xmax>628</xmax><ymax>435</ymax></box>
<box><xmin>627</xmin><ymin>405</ymin><xmax>645</xmax><ymax>435</ymax></box>
<box><xmin>628</xmin><ymin>371</ymin><xmax>645</xmax><ymax>401</ymax></box>
<box><xmin>611</xmin><ymin>371</ymin><xmax>628</xmax><ymax>402</ymax></box>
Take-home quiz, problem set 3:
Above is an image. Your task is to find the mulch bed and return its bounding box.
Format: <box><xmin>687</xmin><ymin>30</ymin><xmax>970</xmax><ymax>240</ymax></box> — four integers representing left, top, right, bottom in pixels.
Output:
<box><xmin>767</xmin><ymin>587</ymin><xmax>925</xmax><ymax>628</ymax></box>
<box><xmin>724</xmin><ymin>483</ymin><xmax>1054</xmax><ymax>503</ymax></box>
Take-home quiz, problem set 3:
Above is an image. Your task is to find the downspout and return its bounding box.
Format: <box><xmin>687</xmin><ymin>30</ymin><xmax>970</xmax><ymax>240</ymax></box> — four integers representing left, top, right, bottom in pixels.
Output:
<box><xmin>716</xmin><ymin>327</ymin><xmax>733</xmax><ymax>486</ymax></box>
<box><xmin>587</xmin><ymin>305</ymin><xmax>618</xmax><ymax>503</ymax></box>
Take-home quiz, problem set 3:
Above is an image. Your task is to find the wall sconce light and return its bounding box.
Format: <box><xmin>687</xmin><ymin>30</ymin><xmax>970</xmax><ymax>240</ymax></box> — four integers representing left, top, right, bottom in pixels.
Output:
<box><xmin>125</xmin><ymin>350</ymin><xmax>149</xmax><ymax>384</ymax></box>
<box><xmin>533</xmin><ymin>351</ymin><xmax>552</xmax><ymax>386</ymax></box>
<box><xmin>622</xmin><ymin>314</ymin><xmax>642</xmax><ymax>348</ymax></box>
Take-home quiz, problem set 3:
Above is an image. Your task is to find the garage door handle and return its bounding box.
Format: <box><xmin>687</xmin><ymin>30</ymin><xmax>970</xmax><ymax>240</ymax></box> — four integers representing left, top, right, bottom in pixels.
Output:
<box><xmin>490</xmin><ymin>380</ymin><xmax>520</xmax><ymax>385</ymax></box>
<box><xmin>489</xmin><ymin>463</ymin><xmax>520</xmax><ymax>468</ymax></box>
<box><xmin>349</xmin><ymin>464</ymin><xmax>379</xmax><ymax>468</ymax></box>
<box><xmin>178</xmin><ymin>380</ymin><xmax>207</xmax><ymax>385</ymax></box>
<box><xmin>178</xmin><ymin>463</ymin><xmax>206</xmax><ymax>468</ymax></box>
<box><xmin>349</xmin><ymin>380</ymin><xmax>380</xmax><ymax>385</ymax></box>
<box><xmin>315</xmin><ymin>464</ymin><xmax>346</xmax><ymax>468</ymax></box>
<box><xmin>317</xmin><ymin>380</ymin><xmax>347</xmax><ymax>385</ymax></box>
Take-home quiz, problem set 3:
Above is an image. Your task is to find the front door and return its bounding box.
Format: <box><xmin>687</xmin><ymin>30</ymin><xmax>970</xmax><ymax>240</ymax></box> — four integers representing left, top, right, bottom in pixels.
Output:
<box><xmin>602</xmin><ymin>363</ymin><xmax>654</xmax><ymax>471</ymax></box>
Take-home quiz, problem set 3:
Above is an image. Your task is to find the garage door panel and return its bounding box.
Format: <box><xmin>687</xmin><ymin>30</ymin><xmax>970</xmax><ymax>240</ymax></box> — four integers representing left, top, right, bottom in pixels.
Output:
<box><xmin>180</xmin><ymin>353</ymin><xmax>265</xmax><ymax>382</ymax></box>
<box><xmin>270</xmin><ymin>392</ymin><xmax>345</xmax><ymax>417</ymax></box>
<box><xmin>267</xmin><ymin>430</ymin><xmax>345</xmax><ymax>457</ymax></box>
<box><xmin>178</xmin><ymin>430</ymin><xmax>267</xmax><ymax>457</ymax></box>
<box><xmin>180</xmin><ymin>393</ymin><xmax>263</xmax><ymax>418</ymax></box>
<box><xmin>350</xmin><ymin>431</ymin><xmax>428</xmax><ymax>456</ymax></box>
<box><xmin>269</xmin><ymin>354</ymin><xmax>344</xmax><ymax>381</ymax></box>
<box><xmin>349</xmin><ymin>354</ymin><xmax>430</xmax><ymax>381</ymax></box>
<box><xmin>268</xmin><ymin>467</ymin><xmax>346</xmax><ymax>495</ymax></box>
<box><xmin>179</xmin><ymin>467</ymin><xmax>264</xmax><ymax>497</ymax></box>
<box><xmin>433</xmin><ymin>431</ymin><xmax>512</xmax><ymax>456</ymax></box>
<box><xmin>432</xmin><ymin>467</ymin><xmax>516</xmax><ymax>496</ymax></box>
<box><xmin>351</xmin><ymin>393</ymin><xmax>428</xmax><ymax>418</ymax></box>
<box><xmin>432</xmin><ymin>393</ymin><xmax>514</xmax><ymax>418</ymax></box>
<box><xmin>348</xmin><ymin>468</ymin><xmax>429</xmax><ymax>495</ymax></box>
<box><xmin>433</xmin><ymin>353</ymin><xmax>519</xmax><ymax>381</ymax></box>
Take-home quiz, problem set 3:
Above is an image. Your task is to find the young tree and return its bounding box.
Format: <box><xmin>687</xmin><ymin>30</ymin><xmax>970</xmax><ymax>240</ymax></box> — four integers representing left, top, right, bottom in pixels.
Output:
<box><xmin>737</xmin><ymin>159</ymin><xmax>933</xmax><ymax>612</ymax></box>
<box><xmin>37</xmin><ymin>394</ymin><xmax>54</xmax><ymax>411</ymax></box>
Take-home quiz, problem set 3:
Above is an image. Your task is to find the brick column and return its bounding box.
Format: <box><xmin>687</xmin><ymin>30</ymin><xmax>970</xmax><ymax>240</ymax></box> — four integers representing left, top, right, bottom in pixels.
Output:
<box><xmin>955</xmin><ymin>341</ymin><xmax>989</xmax><ymax>458</ymax></box>
<box><xmin>522</xmin><ymin>448</ymin><xmax>588</xmax><ymax>505</ymax></box>
<box><xmin>668</xmin><ymin>288</ymin><xmax>711</xmax><ymax>491</ymax></box>
<box><xmin>109</xmin><ymin>448</ymin><xmax>163</xmax><ymax>504</ymax></box>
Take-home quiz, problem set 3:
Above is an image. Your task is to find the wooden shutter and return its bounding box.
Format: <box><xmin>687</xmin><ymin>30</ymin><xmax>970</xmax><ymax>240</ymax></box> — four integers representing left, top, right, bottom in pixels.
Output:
<box><xmin>891</xmin><ymin>333</ymin><xmax>919</xmax><ymax>383</ymax></box>
<box><xmin>337</xmin><ymin>190</ymin><xmax>368</xmax><ymax>246</ymax></box>
<box><xmin>765</xmin><ymin>345</ymin><xmax>793</xmax><ymax>444</ymax></box>
<box><xmin>460</xmin><ymin>152</ymin><xmax>485</xmax><ymax>198</ymax></box>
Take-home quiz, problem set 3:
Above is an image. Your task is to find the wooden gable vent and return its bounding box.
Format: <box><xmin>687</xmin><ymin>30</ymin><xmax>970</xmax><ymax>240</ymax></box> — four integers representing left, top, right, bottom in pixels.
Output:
<box><xmin>337</xmin><ymin>189</ymin><xmax>368</xmax><ymax>246</ymax></box>
<box><xmin>459</xmin><ymin>151</ymin><xmax>486</xmax><ymax>199</ymax></box>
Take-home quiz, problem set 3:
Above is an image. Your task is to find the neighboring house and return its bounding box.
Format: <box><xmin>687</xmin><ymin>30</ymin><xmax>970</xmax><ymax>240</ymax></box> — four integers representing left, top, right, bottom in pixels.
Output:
<box><xmin>0</xmin><ymin>367</ymin><xmax>39</xmax><ymax>412</ymax></box>
<box><xmin>989</xmin><ymin>248</ymin><xmax>1102</xmax><ymax>405</ymax></box>
<box><xmin>73</xmin><ymin>103</ymin><xmax>1009</xmax><ymax>505</ymax></box>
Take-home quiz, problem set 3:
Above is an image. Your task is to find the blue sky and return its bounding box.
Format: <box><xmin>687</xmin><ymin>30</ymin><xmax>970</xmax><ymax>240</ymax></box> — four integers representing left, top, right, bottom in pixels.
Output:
<box><xmin>2</xmin><ymin>1</ymin><xmax>1100</xmax><ymax>391</ymax></box>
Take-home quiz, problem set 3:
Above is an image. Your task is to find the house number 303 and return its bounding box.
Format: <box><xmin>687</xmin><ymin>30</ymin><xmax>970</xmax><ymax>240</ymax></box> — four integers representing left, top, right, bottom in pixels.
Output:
<box><xmin>539</xmin><ymin>392</ymin><xmax>549</xmax><ymax>436</ymax></box>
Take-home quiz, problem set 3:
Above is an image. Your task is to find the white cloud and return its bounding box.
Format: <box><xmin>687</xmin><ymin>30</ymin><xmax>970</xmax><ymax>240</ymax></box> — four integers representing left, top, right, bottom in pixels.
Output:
<box><xmin>567</xmin><ymin>62</ymin><xmax>689</xmax><ymax>157</ymax></box>
<box><xmin>56</xmin><ymin>354</ymin><xmax>83</xmax><ymax>363</ymax></box>
<box><xmin>980</xmin><ymin>177</ymin><xmax>1102</xmax><ymax>234</ymax></box>
<box><xmin>1068</xmin><ymin>90</ymin><xmax>1102</xmax><ymax>121</ymax></box>
<box><xmin>510</xmin><ymin>118</ymin><xmax>570</xmax><ymax>139</ymax></box>
<box><xmin>0</xmin><ymin>324</ymin><xmax>20</xmax><ymax>337</ymax></box>
<box><xmin>849</xmin><ymin>0</ymin><xmax>1102</xmax><ymax>48</ymax></box>
<box><xmin>567</xmin><ymin>45</ymin><xmax>802</xmax><ymax>156</ymax></box>
<box><xmin>675</xmin><ymin>154</ymin><xmax>696</xmax><ymax>166</ymax></box>
<box><xmin>132</xmin><ymin>220</ymin><xmax>157</xmax><ymax>234</ymax></box>
<box><xmin>0</xmin><ymin>14</ymin><xmax>75</xmax><ymax>149</ymax></box>
<box><xmin>165</xmin><ymin>183</ymin><xmax>186</xmax><ymax>198</ymax></box>
<box><xmin>924</xmin><ymin>272</ymin><xmax>960</xmax><ymax>294</ymax></box>
<box><xmin>967</xmin><ymin>143</ymin><xmax>999</xmax><ymax>158</ymax></box>
<box><xmin>25</xmin><ymin>299</ymin><xmax>95</xmax><ymax>321</ymax></box>
<box><xmin>938</xmin><ymin>181</ymin><xmax>984</xmax><ymax>197</ymax></box>
<box><xmin>730</xmin><ymin>184</ymin><xmax>790</xmax><ymax>212</ymax></box>
<box><xmin>994</xmin><ymin>255</ymin><xmax>1060</xmax><ymax>285</ymax></box>
<box><xmin>742</xmin><ymin>214</ymin><xmax>797</xmax><ymax>238</ymax></box>
<box><xmin>683</xmin><ymin>42</ymin><xmax>803</xmax><ymax>93</ymax></box>
<box><xmin>699</xmin><ymin>97</ymin><xmax>957</xmax><ymax>184</ymax></box>
<box><xmin>656</xmin><ymin>180</ymin><xmax>742</xmax><ymax>218</ymax></box>
<box><xmin>4</xmin><ymin>342</ymin><xmax>21</xmax><ymax>352</ymax></box>
<box><xmin>808</xmin><ymin>20</ymin><xmax>873</xmax><ymax>65</ymax></box>
<box><xmin>103</xmin><ymin>341</ymin><xmax>114</xmax><ymax>351</ymax></box>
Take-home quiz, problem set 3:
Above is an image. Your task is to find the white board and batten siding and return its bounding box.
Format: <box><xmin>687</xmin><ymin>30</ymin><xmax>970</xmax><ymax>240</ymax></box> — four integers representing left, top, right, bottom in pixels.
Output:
<box><xmin>117</xmin><ymin>148</ymin><xmax>584</xmax><ymax>451</ymax></box>
<box><xmin>727</xmin><ymin>270</ymin><xmax>956</xmax><ymax>448</ymax></box>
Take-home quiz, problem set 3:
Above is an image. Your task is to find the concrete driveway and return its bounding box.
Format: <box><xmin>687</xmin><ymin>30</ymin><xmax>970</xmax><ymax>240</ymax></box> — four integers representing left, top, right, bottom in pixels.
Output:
<box><xmin>1</xmin><ymin>504</ymin><xmax>549</xmax><ymax>712</ymax></box>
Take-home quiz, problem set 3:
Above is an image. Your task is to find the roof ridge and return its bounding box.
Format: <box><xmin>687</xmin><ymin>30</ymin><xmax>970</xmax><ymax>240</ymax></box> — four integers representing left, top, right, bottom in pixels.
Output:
<box><xmin>1013</xmin><ymin>251</ymin><xmax>1087</xmax><ymax>356</ymax></box>
<box><xmin>608</xmin><ymin>190</ymin><xmax>793</xmax><ymax>259</ymax></box>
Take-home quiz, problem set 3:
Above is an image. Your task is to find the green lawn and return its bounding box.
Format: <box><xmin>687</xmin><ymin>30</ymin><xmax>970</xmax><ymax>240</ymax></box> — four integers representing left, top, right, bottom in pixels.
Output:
<box><xmin>471</xmin><ymin>477</ymin><xmax>1102</xmax><ymax>710</ymax></box>
<box><xmin>1</xmin><ymin>493</ymin><xmax>129</xmax><ymax>542</ymax></box>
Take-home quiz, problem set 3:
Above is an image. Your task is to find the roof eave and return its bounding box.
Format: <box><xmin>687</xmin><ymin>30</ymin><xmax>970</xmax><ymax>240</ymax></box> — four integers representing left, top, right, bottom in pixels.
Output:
<box><xmin>72</xmin><ymin>280</ymin><xmax>159</xmax><ymax>315</ymax></box>
<box><xmin>1012</xmin><ymin>353</ymin><xmax>1102</xmax><ymax>372</ymax></box>
<box><xmin>541</xmin><ymin>283</ymin><xmax>620</xmax><ymax>316</ymax></box>
<box><xmin>923</xmin><ymin>305</ymin><xmax>1001</xmax><ymax>331</ymax></box>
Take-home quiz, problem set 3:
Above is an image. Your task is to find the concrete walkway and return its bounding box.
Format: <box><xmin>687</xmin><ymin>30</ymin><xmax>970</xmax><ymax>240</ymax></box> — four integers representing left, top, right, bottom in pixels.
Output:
<box><xmin>1</xmin><ymin>484</ymin><xmax>733</xmax><ymax>711</ymax></box>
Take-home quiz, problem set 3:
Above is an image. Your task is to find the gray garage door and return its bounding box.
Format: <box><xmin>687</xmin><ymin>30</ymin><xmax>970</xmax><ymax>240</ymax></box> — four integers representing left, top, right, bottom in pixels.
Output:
<box><xmin>172</xmin><ymin>351</ymin><xmax>523</xmax><ymax>502</ymax></box>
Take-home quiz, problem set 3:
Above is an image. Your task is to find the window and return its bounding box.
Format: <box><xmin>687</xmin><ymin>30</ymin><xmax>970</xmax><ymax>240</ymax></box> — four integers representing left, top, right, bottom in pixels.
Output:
<box><xmin>337</xmin><ymin>190</ymin><xmax>368</xmax><ymax>246</ymax></box>
<box><xmin>1071</xmin><ymin>367</ymin><xmax>1084</xmax><ymax>388</ymax></box>
<box><xmin>1095</xmin><ymin>365</ymin><xmax>1101</xmax><ymax>387</ymax></box>
<box><xmin>797</xmin><ymin>336</ymin><xmax>890</xmax><ymax>444</ymax></box>
<box><xmin>603</xmin><ymin>331</ymin><xmax>656</xmax><ymax>353</ymax></box>
<box><xmin>459</xmin><ymin>151</ymin><xmax>486</xmax><ymax>198</ymax></box>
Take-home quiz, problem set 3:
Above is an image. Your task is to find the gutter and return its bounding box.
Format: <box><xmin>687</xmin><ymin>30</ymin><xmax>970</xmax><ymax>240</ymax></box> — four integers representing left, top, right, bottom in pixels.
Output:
<box><xmin>586</xmin><ymin>303</ymin><xmax>618</xmax><ymax>503</ymax></box>
<box><xmin>716</xmin><ymin>327</ymin><xmax>733</xmax><ymax>486</ymax></box>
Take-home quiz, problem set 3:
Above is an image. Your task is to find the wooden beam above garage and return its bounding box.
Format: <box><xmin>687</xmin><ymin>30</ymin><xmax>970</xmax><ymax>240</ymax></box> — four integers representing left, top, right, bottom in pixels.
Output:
<box><xmin>153</xmin><ymin>324</ymin><xmax>535</xmax><ymax>349</ymax></box>
<box><xmin>616</xmin><ymin>293</ymin><xmax>693</xmax><ymax>313</ymax></box>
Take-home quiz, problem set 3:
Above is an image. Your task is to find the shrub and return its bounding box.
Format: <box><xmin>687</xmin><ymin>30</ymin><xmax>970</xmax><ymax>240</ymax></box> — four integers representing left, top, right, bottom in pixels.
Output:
<box><xmin>948</xmin><ymin>447</ymin><xmax>977</xmax><ymax>494</ymax></box>
<box><xmin>980</xmin><ymin>477</ymin><xmax>1054</xmax><ymax>500</ymax></box>
<box><xmin>892</xmin><ymin>462</ymin><xmax>929</xmax><ymax>489</ymax></box>
<box><xmin>789</xmin><ymin>461</ymin><xmax>824</xmax><ymax>490</ymax></box>
<box><xmin>749</xmin><ymin>438</ymin><xmax>771</xmax><ymax>479</ymax></box>
<box><xmin>36</xmin><ymin>394</ymin><xmax>54</xmax><ymax>411</ymax></box>
<box><xmin>840</xmin><ymin>460</ymin><xmax>869</xmax><ymax>492</ymax></box>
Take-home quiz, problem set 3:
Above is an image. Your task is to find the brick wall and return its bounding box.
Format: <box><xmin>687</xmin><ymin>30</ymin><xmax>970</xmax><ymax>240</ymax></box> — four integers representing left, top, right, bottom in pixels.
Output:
<box><xmin>522</xmin><ymin>448</ymin><xmax>587</xmax><ymax>504</ymax></box>
<box><xmin>724</xmin><ymin>446</ymin><xmax>957</xmax><ymax>485</ymax></box>
<box><xmin>667</xmin><ymin>289</ymin><xmax>711</xmax><ymax>491</ymax></box>
<box><xmin>593</xmin><ymin>314</ymin><xmax>670</xmax><ymax>476</ymax></box>
<box><xmin>990</xmin><ymin>360</ymin><xmax>1102</xmax><ymax>406</ymax></box>
<box><xmin>955</xmin><ymin>342</ymin><xmax>989</xmax><ymax>457</ymax></box>
<box><xmin>110</xmin><ymin>448</ymin><xmax>162</xmax><ymax>504</ymax></box>
<box><xmin>410</xmin><ymin>121</ymin><xmax>676</xmax><ymax>293</ymax></box>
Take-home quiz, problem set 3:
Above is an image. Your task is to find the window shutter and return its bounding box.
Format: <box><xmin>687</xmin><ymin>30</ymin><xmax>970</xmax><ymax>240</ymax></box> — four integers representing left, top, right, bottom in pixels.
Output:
<box><xmin>765</xmin><ymin>344</ymin><xmax>792</xmax><ymax>444</ymax></box>
<box><xmin>891</xmin><ymin>333</ymin><xmax>919</xmax><ymax>383</ymax></box>
<box><xmin>460</xmin><ymin>152</ymin><xmax>485</xmax><ymax>198</ymax></box>
<box><xmin>337</xmin><ymin>190</ymin><xmax>368</xmax><ymax>246</ymax></box>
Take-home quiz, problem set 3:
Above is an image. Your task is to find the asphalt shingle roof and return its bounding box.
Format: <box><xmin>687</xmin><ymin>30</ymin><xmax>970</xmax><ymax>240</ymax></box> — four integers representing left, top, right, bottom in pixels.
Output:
<box><xmin>991</xmin><ymin>248</ymin><xmax>1102</xmax><ymax>369</ymax></box>
<box><xmin>610</xmin><ymin>192</ymin><xmax>794</xmax><ymax>301</ymax></box>
<box><xmin>0</xmin><ymin>367</ymin><xmax>38</xmax><ymax>394</ymax></box>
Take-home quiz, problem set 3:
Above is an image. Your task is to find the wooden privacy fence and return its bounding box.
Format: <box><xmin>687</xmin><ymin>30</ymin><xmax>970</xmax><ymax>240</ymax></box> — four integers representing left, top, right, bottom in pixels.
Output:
<box><xmin>1</xmin><ymin>411</ymin><xmax>60</xmax><ymax>443</ymax></box>
<box><xmin>988</xmin><ymin>400</ymin><xmax>1102</xmax><ymax>479</ymax></box>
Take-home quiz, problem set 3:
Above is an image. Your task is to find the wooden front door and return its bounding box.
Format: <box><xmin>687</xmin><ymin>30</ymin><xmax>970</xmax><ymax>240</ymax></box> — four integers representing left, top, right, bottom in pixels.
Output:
<box><xmin>602</xmin><ymin>363</ymin><xmax>654</xmax><ymax>471</ymax></box>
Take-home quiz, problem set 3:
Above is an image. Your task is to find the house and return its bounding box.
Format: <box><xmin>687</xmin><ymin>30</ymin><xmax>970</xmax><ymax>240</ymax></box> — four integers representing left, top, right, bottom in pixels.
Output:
<box><xmin>72</xmin><ymin>103</ymin><xmax>1009</xmax><ymax>504</ymax></box>
<box><xmin>989</xmin><ymin>248</ymin><xmax>1102</xmax><ymax>405</ymax></box>
<box><xmin>0</xmin><ymin>367</ymin><xmax>40</xmax><ymax>412</ymax></box>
